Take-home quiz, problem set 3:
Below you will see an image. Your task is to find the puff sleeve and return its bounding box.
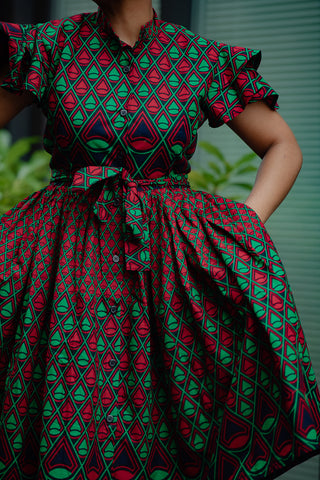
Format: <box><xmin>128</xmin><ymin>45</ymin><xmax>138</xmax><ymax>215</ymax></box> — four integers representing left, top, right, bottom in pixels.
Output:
<box><xmin>0</xmin><ymin>21</ymin><xmax>55</xmax><ymax>105</ymax></box>
<box><xmin>202</xmin><ymin>42</ymin><xmax>279</xmax><ymax>128</ymax></box>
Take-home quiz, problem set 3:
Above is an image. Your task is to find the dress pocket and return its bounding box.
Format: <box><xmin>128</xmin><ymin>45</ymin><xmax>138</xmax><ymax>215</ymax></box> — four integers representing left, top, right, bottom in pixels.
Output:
<box><xmin>239</xmin><ymin>200</ymin><xmax>268</xmax><ymax>230</ymax></box>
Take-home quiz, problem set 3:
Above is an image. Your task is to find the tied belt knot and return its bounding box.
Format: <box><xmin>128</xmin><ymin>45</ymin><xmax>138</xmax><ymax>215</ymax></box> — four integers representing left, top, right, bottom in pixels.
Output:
<box><xmin>51</xmin><ymin>166</ymin><xmax>150</xmax><ymax>272</ymax></box>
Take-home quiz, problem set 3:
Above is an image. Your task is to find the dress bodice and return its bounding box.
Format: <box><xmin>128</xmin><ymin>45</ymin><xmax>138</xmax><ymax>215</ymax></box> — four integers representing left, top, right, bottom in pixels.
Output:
<box><xmin>0</xmin><ymin>9</ymin><xmax>278</xmax><ymax>179</ymax></box>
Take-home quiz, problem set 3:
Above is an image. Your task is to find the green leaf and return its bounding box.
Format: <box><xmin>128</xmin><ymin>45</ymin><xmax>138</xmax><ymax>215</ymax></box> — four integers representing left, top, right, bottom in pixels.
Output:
<box><xmin>188</xmin><ymin>171</ymin><xmax>211</xmax><ymax>190</ymax></box>
<box><xmin>0</xmin><ymin>130</ymin><xmax>12</xmax><ymax>156</ymax></box>
<box><xmin>224</xmin><ymin>162</ymin><xmax>233</xmax><ymax>174</ymax></box>
<box><xmin>0</xmin><ymin>130</ymin><xmax>51</xmax><ymax>213</ymax></box>
<box><xmin>208</xmin><ymin>161</ymin><xmax>223</xmax><ymax>176</ymax></box>
<box><xmin>5</xmin><ymin>136</ymin><xmax>42</xmax><ymax>171</ymax></box>
<box><xmin>227</xmin><ymin>194</ymin><xmax>245</xmax><ymax>201</ymax></box>
<box><xmin>234</xmin><ymin>165</ymin><xmax>257</xmax><ymax>175</ymax></box>
<box><xmin>233</xmin><ymin>151</ymin><xmax>257</xmax><ymax>168</ymax></box>
<box><xmin>228</xmin><ymin>182</ymin><xmax>254</xmax><ymax>191</ymax></box>
<box><xmin>212</xmin><ymin>173</ymin><xmax>230</xmax><ymax>186</ymax></box>
<box><xmin>201</xmin><ymin>171</ymin><xmax>219</xmax><ymax>185</ymax></box>
<box><xmin>198</xmin><ymin>141</ymin><xmax>225</xmax><ymax>162</ymax></box>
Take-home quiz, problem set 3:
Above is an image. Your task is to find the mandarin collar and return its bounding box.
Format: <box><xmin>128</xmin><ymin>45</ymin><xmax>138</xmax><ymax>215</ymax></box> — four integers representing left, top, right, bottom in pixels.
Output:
<box><xmin>96</xmin><ymin>7</ymin><xmax>159</xmax><ymax>45</ymax></box>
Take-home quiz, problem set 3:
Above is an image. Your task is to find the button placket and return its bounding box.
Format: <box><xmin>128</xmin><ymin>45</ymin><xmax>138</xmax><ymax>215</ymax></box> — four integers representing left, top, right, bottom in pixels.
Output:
<box><xmin>92</xmin><ymin>179</ymin><xmax>125</xmax><ymax>436</ymax></box>
<box><xmin>113</xmin><ymin>254</ymin><xmax>120</xmax><ymax>263</ymax></box>
<box><xmin>111</xmin><ymin>175</ymin><xmax>123</xmax><ymax>207</ymax></box>
<box><xmin>106</xmin><ymin>414</ymin><xmax>114</xmax><ymax>423</ymax></box>
<box><xmin>98</xmin><ymin>301</ymin><xmax>121</xmax><ymax>429</ymax></box>
<box><xmin>109</xmin><ymin>359</ymin><xmax>117</xmax><ymax>368</ymax></box>
<box><xmin>118</xmin><ymin>50</ymin><xmax>132</xmax><ymax>125</ymax></box>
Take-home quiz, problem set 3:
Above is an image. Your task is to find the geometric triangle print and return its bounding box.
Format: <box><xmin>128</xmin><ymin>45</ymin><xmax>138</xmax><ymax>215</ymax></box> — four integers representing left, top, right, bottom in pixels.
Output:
<box><xmin>177</xmin><ymin>441</ymin><xmax>203</xmax><ymax>478</ymax></box>
<box><xmin>46</xmin><ymin>437</ymin><xmax>78</xmax><ymax>477</ymax></box>
<box><xmin>112</xmin><ymin>440</ymin><xmax>140</xmax><ymax>479</ymax></box>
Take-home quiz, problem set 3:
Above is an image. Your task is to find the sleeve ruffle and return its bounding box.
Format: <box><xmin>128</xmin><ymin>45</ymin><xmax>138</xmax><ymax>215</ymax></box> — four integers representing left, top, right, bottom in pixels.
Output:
<box><xmin>202</xmin><ymin>42</ymin><xmax>279</xmax><ymax>128</ymax></box>
<box><xmin>0</xmin><ymin>21</ymin><xmax>52</xmax><ymax>105</ymax></box>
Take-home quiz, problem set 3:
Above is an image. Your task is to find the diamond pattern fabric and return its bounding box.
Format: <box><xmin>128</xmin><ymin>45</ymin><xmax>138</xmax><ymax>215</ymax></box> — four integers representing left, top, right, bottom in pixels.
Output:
<box><xmin>0</xmin><ymin>9</ymin><xmax>278</xmax><ymax>178</ymax></box>
<box><xmin>0</xmin><ymin>8</ymin><xmax>320</xmax><ymax>480</ymax></box>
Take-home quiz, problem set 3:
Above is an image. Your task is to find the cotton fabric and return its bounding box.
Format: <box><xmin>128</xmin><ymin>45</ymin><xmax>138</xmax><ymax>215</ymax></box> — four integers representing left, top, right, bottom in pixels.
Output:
<box><xmin>0</xmin><ymin>9</ymin><xmax>319</xmax><ymax>480</ymax></box>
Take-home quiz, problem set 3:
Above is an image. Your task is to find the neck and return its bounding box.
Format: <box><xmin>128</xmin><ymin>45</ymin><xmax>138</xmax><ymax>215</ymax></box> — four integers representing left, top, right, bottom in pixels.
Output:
<box><xmin>100</xmin><ymin>0</ymin><xmax>153</xmax><ymax>47</ymax></box>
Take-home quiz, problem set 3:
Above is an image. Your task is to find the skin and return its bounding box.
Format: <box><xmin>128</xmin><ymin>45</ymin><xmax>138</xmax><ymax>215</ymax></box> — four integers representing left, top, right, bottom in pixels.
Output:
<box><xmin>228</xmin><ymin>103</ymin><xmax>302</xmax><ymax>223</ymax></box>
<box><xmin>0</xmin><ymin>72</ymin><xmax>34</xmax><ymax>124</ymax></box>
<box><xmin>0</xmin><ymin>0</ymin><xmax>302</xmax><ymax>224</ymax></box>
<box><xmin>92</xmin><ymin>0</ymin><xmax>153</xmax><ymax>47</ymax></box>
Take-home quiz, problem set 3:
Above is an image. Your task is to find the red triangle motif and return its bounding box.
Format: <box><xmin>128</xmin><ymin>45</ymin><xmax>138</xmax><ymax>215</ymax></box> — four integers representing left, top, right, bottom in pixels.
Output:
<box><xmin>67</xmin><ymin>63</ymin><xmax>81</xmax><ymax>80</ymax></box>
<box><xmin>147</xmin><ymin>67</ymin><xmax>162</xmax><ymax>85</ymax></box>
<box><xmin>96</xmin><ymin>78</ymin><xmax>110</xmax><ymax>96</ymax></box>
<box><xmin>81</xmin><ymin>399</ymin><xmax>93</xmax><ymax>422</ymax></box>
<box><xmin>177</xmin><ymin>85</ymin><xmax>191</xmax><ymax>102</ymax></box>
<box><xmin>157</xmin><ymin>83</ymin><xmax>171</xmax><ymax>101</ymax></box>
<box><xmin>64</xmin><ymin>92</ymin><xmax>77</xmax><ymax>110</ymax></box>
<box><xmin>74</xmin><ymin>79</ymin><xmax>90</xmax><ymax>96</ymax></box>
<box><xmin>77</xmin><ymin>48</ymin><xmax>91</xmax><ymax>66</ymax></box>
<box><xmin>158</xmin><ymin>53</ymin><xmax>171</xmax><ymax>71</ymax></box>
<box><xmin>177</xmin><ymin>58</ymin><xmax>192</xmax><ymax>74</ymax></box>
<box><xmin>148</xmin><ymin>39</ymin><xmax>162</xmax><ymax>56</ymax></box>
<box><xmin>146</xmin><ymin>97</ymin><xmax>161</xmax><ymax>114</ymax></box>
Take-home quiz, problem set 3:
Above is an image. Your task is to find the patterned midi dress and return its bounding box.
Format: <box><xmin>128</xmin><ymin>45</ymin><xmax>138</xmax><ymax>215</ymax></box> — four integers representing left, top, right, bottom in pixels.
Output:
<box><xmin>0</xmin><ymin>8</ymin><xmax>320</xmax><ymax>480</ymax></box>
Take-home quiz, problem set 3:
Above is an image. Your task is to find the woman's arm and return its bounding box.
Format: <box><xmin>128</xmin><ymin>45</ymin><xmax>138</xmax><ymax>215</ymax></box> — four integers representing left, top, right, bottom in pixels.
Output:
<box><xmin>0</xmin><ymin>66</ymin><xmax>34</xmax><ymax>128</ymax></box>
<box><xmin>227</xmin><ymin>100</ymin><xmax>303</xmax><ymax>223</ymax></box>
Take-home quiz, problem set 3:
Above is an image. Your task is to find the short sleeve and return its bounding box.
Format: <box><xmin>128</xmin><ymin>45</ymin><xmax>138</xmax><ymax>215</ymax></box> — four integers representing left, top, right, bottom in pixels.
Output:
<box><xmin>202</xmin><ymin>42</ymin><xmax>279</xmax><ymax>128</ymax></box>
<box><xmin>0</xmin><ymin>21</ymin><xmax>52</xmax><ymax>105</ymax></box>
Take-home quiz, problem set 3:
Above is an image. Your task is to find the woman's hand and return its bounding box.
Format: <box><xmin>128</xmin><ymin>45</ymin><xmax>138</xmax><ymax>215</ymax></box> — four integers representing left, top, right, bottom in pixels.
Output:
<box><xmin>227</xmin><ymin>100</ymin><xmax>303</xmax><ymax>223</ymax></box>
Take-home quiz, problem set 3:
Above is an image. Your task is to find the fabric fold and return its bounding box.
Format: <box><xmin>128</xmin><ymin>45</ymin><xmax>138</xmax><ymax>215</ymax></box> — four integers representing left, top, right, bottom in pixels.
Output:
<box><xmin>203</xmin><ymin>42</ymin><xmax>279</xmax><ymax>127</ymax></box>
<box><xmin>51</xmin><ymin>166</ymin><xmax>151</xmax><ymax>272</ymax></box>
<box><xmin>0</xmin><ymin>21</ymin><xmax>54</xmax><ymax>104</ymax></box>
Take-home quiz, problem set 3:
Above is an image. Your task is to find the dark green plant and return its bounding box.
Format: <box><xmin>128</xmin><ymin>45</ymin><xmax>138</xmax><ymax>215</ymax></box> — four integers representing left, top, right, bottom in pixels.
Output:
<box><xmin>0</xmin><ymin>130</ymin><xmax>51</xmax><ymax>215</ymax></box>
<box><xmin>189</xmin><ymin>140</ymin><xmax>258</xmax><ymax>200</ymax></box>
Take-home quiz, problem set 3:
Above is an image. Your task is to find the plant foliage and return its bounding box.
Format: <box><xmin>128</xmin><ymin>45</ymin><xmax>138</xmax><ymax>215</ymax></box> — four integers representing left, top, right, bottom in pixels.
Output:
<box><xmin>188</xmin><ymin>140</ymin><xmax>258</xmax><ymax>200</ymax></box>
<box><xmin>0</xmin><ymin>130</ymin><xmax>51</xmax><ymax>215</ymax></box>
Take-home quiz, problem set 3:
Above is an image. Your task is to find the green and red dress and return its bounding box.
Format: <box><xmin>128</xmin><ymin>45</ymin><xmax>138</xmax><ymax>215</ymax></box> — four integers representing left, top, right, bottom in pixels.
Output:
<box><xmin>0</xmin><ymin>8</ymin><xmax>319</xmax><ymax>480</ymax></box>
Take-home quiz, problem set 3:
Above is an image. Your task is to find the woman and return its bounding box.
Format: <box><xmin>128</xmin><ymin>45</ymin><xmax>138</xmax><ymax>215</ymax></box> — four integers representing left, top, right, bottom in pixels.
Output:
<box><xmin>0</xmin><ymin>0</ymin><xmax>319</xmax><ymax>478</ymax></box>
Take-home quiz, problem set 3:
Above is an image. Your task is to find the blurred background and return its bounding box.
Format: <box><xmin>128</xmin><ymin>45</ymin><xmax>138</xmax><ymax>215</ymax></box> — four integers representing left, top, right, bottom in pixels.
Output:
<box><xmin>0</xmin><ymin>0</ymin><xmax>319</xmax><ymax>478</ymax></box>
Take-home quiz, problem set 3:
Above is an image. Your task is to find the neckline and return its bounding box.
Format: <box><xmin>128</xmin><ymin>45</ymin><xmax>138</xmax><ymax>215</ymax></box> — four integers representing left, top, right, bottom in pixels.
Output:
<box><xmin>96</xmin><ymin>7</ymin><xmax>159</xmax><ymax>46</ymax></box>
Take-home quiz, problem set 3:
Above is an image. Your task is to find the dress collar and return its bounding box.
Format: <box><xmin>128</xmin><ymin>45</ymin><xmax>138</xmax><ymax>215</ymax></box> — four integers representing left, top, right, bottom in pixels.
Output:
<box><xmin>96</xmin><ymin>7</ymin><xmax>159</xmax><ymax>45</ymax></box>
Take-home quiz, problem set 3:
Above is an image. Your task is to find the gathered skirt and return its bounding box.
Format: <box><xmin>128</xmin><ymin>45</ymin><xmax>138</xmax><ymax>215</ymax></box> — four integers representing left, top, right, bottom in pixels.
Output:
<box><xmin>0</xmin><ymin>166</ymin><xmax>319</xmax><ymax>480</ymax></box>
